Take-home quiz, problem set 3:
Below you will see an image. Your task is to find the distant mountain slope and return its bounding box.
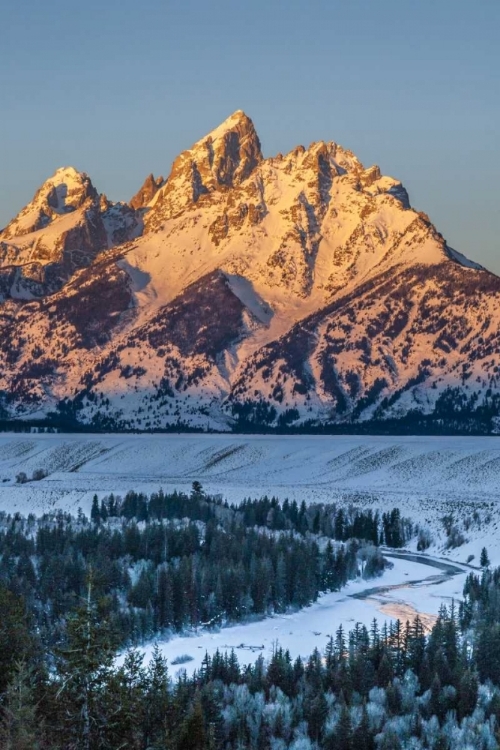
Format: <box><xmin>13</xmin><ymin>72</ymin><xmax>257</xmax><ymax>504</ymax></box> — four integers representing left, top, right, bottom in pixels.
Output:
<box><xmin>0</xmin><ymin>111</ymin><xmax>498</xmax><ymax>433</ymax></box>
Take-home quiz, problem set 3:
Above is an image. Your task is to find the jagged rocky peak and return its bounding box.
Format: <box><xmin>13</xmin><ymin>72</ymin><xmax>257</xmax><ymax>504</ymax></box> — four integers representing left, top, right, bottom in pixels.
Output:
<box><xmin>0</xmin><ymin>166</ymin><xmax>144</xmax><ymax>300</ymax></box>
<box><xmin>145</xmin><ymin>110</ymin><xmax>263</xmax><ymax>229</ymax></box>
<box><xmin>357</xmin><ymin>163</ymin><xmax>411</xmax><ymax>208</ymax></box>
<box><xmin>1</xmin><ymin>167</ymin><xmax>98</xmax><ymax>239</ymax></box>
<box><xmin>200</xmin><ymin>109</ymin><xmax>263</xmax><ymax>188</ymax></box>
<box><xmin>0</xmin><ymin>111</ymin><xmax>496</xmax><ymax>431</ymax></box>
<box><xmin>129</xmin><ymin>173</ymin><xmax>164</xmax><ymax>210</ymax></box>
<box><xmin>269</xmin><ymin>138</ymin><xmax>409</xmax><ymax>207</ymax></box>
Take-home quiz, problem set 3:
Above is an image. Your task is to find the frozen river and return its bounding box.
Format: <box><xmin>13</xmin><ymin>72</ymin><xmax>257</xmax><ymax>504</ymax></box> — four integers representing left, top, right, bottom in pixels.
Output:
<box><xmin>134</xmin><ymin>552</ymin><xmax>470</xmax><ymax>676</ymax></box>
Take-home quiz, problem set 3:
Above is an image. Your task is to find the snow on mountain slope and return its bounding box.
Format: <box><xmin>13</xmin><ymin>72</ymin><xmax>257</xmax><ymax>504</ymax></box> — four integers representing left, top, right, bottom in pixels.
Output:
<box><xmin>0</xmin><ymin>168</ymin><xmax>141</xmax><ymax>299</ymax></box>
<box><xmin>0</xmin><ymin>111</ymin><xmax>498</xmax><ymax>431</ymax></box>
<box><xmin>229</xmin><ymin>261</ymin><xmax>500</xmax><ymax>426</ymax></box>
<box><xmin>118</xmin><ymin>112</ymin><xmax>446</xmax><ymax>330</ymax></box>
<box><xmin>1</xmin><ymin>167</ymin><xmax>98</xmax><ymax>238</ymax></box>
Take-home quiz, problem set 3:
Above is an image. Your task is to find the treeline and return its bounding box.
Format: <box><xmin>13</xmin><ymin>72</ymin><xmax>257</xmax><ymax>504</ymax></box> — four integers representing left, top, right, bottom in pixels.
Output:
<box><xmin>0</xmin><ymin>493</ymin><xmax>387</xmax><ymax>649</ymax></box>
<box><xmin>92</xmin><ymin>486</ymin><xmax>413</xmax><ymax>548</ymax></box>
<box><xmin>2</xmin><ymin>585</ymin><xmax>500</xmax><ymax>748</ymax></box>
<box><xmin>229</xmin><ymin>392</ymin><xmax>500</xmax><ymax>436</ymax></box>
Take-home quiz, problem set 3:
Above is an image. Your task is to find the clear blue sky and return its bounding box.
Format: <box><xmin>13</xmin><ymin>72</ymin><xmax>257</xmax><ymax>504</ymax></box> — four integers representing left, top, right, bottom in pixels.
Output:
<box><xmin>2</xmin><ymin>0</ymin><xmax>499</xmax><ymax>271</ymax></box>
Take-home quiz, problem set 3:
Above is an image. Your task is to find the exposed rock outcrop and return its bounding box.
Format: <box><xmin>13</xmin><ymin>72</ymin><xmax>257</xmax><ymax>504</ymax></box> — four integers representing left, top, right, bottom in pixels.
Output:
<box><xmin>129</xmin><ymin>173</ymin><xmax>164</xmax><ymax>210</ymax></box>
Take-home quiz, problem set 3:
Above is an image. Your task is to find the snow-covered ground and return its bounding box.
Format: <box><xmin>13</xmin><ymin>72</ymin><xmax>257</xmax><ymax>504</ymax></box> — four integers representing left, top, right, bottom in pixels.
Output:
<box><xmin>1</xmin><ymin>431</ymin><xmax>492</xmax><ymax>672</ymax></box>
<box><xmin>0</xmin><ymin>432</ymin><xmax>498</xmax><ymax>564</ymax></box>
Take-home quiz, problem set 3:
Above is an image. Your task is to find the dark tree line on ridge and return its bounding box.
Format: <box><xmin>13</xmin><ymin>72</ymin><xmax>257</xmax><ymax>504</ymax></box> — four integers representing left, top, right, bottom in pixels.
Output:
<box><xmin>90</xmin><ymin>486</ymin><xmax>412</xmax><ymax>548</ymax></box>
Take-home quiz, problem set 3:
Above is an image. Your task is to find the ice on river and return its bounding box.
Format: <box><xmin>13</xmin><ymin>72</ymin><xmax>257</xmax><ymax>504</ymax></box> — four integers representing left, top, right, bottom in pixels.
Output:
<box><xmin>0</xmin><ymin>431</ymin><xmax>490</xmax><ymax>672</ymax></box>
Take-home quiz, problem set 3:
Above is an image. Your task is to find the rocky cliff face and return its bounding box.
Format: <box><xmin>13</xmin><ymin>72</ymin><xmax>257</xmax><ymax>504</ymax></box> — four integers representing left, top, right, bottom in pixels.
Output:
<box><xmin>144</xmin><ymin>110</ymin><xmax>263</xmax><ymax>231</ymax></box>
<box><xmin>129</xmin><ymin>174</ymin><xmax>164</xmax><ymax>210</ymax></box>
<box><xmin>0</xmin><ymin>111</ymin><xmax>498</xmax><ymax>433</ymax></box>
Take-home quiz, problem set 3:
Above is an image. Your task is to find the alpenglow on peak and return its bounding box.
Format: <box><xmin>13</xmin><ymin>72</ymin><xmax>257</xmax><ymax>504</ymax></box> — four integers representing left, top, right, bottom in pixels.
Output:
<box><xmin>144</xmin><ymin>110</ymin><xmax>263</xmax><ymax>228</ymax></box>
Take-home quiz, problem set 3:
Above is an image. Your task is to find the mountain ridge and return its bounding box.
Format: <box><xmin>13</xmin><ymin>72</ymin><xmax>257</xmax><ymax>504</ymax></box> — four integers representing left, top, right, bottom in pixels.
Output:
<box><xmin>0</xmin><ymin>110</ymin><xmax>498</xmax><ymax>433</ymax></box>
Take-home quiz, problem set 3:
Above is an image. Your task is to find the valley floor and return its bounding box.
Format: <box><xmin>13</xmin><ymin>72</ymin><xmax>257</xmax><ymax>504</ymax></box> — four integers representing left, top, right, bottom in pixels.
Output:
<box><xmin>0</xmin><ymin>431</ymin><xmax>496</xmax><ymax>669</ymax></box>
<box><xmin>0</xmin><ymin>431</ymin><xmax>497</xmax><ymax>560</ymax></box>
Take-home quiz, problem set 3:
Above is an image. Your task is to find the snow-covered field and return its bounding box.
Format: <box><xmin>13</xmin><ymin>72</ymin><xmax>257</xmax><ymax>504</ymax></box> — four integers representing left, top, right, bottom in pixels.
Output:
<box><xmin>1</xmin><ymin>431</ymin><xmax>495</xmax><ymax>671</ymax></box>
<box><xmin>0</xmin><ymin>432</ymin><xmax>498</xmax><ymax>562</ymax></box>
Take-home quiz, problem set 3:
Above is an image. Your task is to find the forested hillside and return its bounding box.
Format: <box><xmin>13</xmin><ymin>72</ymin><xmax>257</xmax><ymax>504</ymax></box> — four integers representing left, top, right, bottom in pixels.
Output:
<box><xmin>1</xmin><ymin>559</ymin><xmax>500</xmax><ymax>747</ymax></box>
<box><xmin>0</xmin><ymin>488</ymin><xmax>394</xmax><ymax>651</ymax></box>
<box><xmin>1</xmin><ymin>487</ymin><xmax>498</xmax><ymax>748</ymax></box>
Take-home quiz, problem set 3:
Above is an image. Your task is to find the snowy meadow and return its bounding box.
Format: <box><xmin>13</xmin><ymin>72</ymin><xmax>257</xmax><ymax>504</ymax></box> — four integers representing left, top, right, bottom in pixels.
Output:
<box><xmin>0</xmin><ymin>431</ymin><xmax>498</xmax><ymax>560</ymax></box>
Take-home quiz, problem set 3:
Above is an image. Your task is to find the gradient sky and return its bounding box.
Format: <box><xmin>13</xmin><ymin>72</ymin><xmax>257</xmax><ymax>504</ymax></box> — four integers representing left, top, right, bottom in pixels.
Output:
<box><xmin>2</xmin><ymin>1</ymin><xmax>499</xmax><ymax>271</ymax></box>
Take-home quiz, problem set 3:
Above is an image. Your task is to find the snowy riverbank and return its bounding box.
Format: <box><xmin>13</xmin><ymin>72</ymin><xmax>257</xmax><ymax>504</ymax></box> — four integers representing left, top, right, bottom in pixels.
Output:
<box><xmin>132</xmin><ymin>553</ymin><xmax>469</xmax><ymax>677</ymax></box>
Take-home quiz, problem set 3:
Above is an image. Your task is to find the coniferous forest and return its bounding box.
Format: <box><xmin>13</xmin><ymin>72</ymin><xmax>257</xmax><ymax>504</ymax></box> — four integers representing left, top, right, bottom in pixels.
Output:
<box><xmin>0</xmin><ymin>487</ymin><xmax>499</xmax><ymax>748</ymax></box>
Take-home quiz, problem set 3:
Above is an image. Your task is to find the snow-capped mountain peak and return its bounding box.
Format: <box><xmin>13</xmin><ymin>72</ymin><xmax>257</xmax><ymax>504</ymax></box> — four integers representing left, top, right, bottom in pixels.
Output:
<box><xmin>0</xmin><ymin>166</ymin><xmax>140</xmax><ymax>300</ymax></box>
<box><xmin>144</xmin><ymin>110</ymin><xmax>263</xmax><ymax>230</ymax></box>
<box><xmin>1</xmin><ymin>166</ymin><xmax>97</xmax><ymax>239</ymax></box>
<box><xmin>0</xmin><ymin>111</ymin><xmax>498</xmax><ymax>434</ymax></box>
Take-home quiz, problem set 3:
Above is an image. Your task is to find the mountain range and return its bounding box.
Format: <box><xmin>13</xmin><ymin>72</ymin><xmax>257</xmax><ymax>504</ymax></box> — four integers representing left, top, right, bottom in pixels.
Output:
<box><xmin>1</xmin><ymin>110</ymin><xmax>499</xmax><ymax>433</ymax></box>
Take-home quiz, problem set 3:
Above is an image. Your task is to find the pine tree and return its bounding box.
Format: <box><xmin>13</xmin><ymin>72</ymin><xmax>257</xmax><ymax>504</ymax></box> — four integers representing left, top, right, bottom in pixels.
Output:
<box><xmin>55</xmin><ymin>576</ymin><xmax>116</xmax><ymax>750</ymax></box>
<box><xmin>191</xmin><ymin>481</ymin><xmax>204</xmax><ymax>498</ymax></box>
<box><xmin>480</xmin><ymin>547</ymin><xmax>490</xmax><ymax>568</ymax></box>
<box><xmin>305</xmin><ymin>692</ymin><xmax>328</xmax><ymax>743</ymax></box>
<box><xmin>106</xmin><ymin>649</ymin><xmax>147</xmax><ymax>749</ymax></box>
<box><xmin>0</xmin><ymin>661</ymin><xmax>42</xmax><ymax>750</ymax></box>
<box><xmin>90</xmin><ymin>495</ymin><xmax>100</xmax><ymax>523</ymax></box>
<box><xmin>377</xmin><ymin>650</ymin><xmax>394</xmax><ymax>687</ymax></box>
<box><xmin>200</xmin><ymin>683</ymin><xmax>224</xmax><ymax>750</ymax></box>
<box><xmin>275</xmin><ymin>553</ymin><xmax>287</xmax><ymax>609</ymax></box>
<box><xmin>322</xmin><ymin>540</ymin><xmax>337</xmax><ymax>591</ymax></box>
<box><xmin>144</xmin><ymin>645</ymin><xmax>171</xmax><ymax>748</ymax></box>
<box><xmin>0</xmin><ymin>586</ymin><xmax>31</xmax><ymax>694</ymax></box>
<box><xmin>352</xmin><ymin>702</ymin><xmax>372</xmax><ymax>750</ymax></box>
<box><xmin>331</xmin><ymin>699</ymin><xmax>352</xmax><ymax>750</ymax></box>
<box><xmin>407</xmin><ymin>616</ymin><xmax>426</xmax><ymax>674</ymax></box>
<box><xmin>458</xmin><ymin>669</ymin><xmax>479</xmax><ymax>720</ymax></box>
<box><xmin>429</xmin><ymin>674</ymin><xmax>444</xmax><ymax>721</ymax></box>
<box><xmin>100</xmin><ymin>499</ymin><xmax>108</xmax><ymax>522</ymax></box>
<box><xmin>177</xmin><ymin>693</ymin><xmax>206</xmax><ymax>750</ymax></box>
<box><xmin>156</xmin><ymin>564</ymin><xmax>173</xmax><ymax>629</ymax></box>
